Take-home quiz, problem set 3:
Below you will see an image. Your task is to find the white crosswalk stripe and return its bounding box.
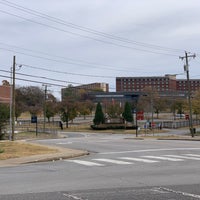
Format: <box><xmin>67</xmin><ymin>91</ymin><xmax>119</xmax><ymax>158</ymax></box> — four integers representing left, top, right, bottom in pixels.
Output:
<box><xmin>142</xmin><ymin>156</ymin><xmax>184</xmax><ymax>161</ymax></box>
<box><xmin>119</xmin><ymin>157</ymin><xmax>159</xmax><ymax>163</ymax></box>
<box><xmin>93</xmin><ymin>158</ymin><xmax>133</xmax><ymax>165</ymax></box>
<box><xmin>184</xmin><ymin>154</ymin><xmax>200</xmax><ymax>158</ymax></box>
<box><xmin>66</xmin><ymin>154</ymin><xmax>200</xmax><ymax>167</ymax></box>
<box><xmin>164</xmin><ymin>155</ymin><xmax>200</xmax><ymax>161</ymax></box>
<box><xmin>67</xmin><ymin>160</ymin><xmax>105</xmax><ymax>166</ymax></box>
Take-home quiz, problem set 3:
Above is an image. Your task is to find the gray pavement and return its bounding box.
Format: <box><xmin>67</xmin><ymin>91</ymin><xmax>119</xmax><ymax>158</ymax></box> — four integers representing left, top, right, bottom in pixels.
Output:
<box><xmin>0</xmin><ymin>128</ymin><xmax>200</xmax><ymax>167</ymax></box>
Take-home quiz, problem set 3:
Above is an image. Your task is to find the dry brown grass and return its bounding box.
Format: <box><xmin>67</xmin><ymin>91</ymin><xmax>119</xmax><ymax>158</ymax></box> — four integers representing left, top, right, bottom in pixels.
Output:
<box><xmin>0</xmin><ymin>141</ymin><xmax>58</xmax><ymax>160</ymax></box>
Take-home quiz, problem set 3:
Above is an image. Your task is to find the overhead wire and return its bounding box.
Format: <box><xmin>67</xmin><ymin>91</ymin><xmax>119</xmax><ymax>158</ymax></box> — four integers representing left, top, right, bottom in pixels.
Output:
<box><xmin>0</xmin><ymin>0</ymin><xmax>191</xmax><ymax>83</ymax></box>
<box><xmin>0</xmin><ymin>47</ymin><xmax>124</xmax><ymax>75</ymax></box>
<box><xmin>0</xmin><ymin>2</ymin><xmax>182</xmax><ymax>57</ymax></box>
<box><xmin>0</xmin><ymin>0</ymin><xmax>185</xmax><ymax>54</ymax></box>
<box><xmin>0</xmin><ymin>74</ymin><xmax>66</xmax><ymax>87</ymax></box>
<box><xmin>0</xmin><ymin>74</ymin><xmax>116</xmax><ymax>91</ymax></box>
<box><xmin>0</xmin><ymin>43</ymin><xmax>141</xmax><ymax>73</ymax></box>
<box><xmin>0</xmin><ymin>44</ymin><xmax>179</xmax><ymax>76</ymax></box>
<box><xmin>0</xmin><ymin>69</ymin><xmax>80</xmax><ymax>85</ymax></box>
<box><xmin>20</xmin><ymin>64</ymin><xmax>115</xmax><ymax>79</ymax></box>
<box><xmin>1</xmin><ymin>0</ymin><xmax>195</xmax><ymax>93</ymax></box>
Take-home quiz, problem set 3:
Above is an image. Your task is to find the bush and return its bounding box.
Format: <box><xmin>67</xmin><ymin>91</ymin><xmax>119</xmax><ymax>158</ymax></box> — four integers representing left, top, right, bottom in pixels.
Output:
<box><xmin>122</xmin><ymin>102</ymin><xmax>133</xmax><ymax>122</ymax></box>
<box><xmin>0</xmin><ymin>149</ymin><xmax>4</xmax><ymax>154</ymax></box>
<box><xmin>0</xmin><ymin>132</ymin><xmax>5</xmax><ymax>140</ymax></box>
<box><xmin>91</xmin><ymin>124</ymin><xmax>137</xmax><ymax>130</ymax></box>
<box><xmin>93</xmin><ymin>102</ymin><xmax>105</xmax><ymax>125</ymax></box>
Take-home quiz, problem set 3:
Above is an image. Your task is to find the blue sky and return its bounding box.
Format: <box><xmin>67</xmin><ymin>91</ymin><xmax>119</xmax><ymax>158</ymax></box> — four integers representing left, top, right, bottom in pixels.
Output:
<box><xmin>0</xmin><ymin>0</ymin><xmax>200</xmax><ymax>99</ymax></box>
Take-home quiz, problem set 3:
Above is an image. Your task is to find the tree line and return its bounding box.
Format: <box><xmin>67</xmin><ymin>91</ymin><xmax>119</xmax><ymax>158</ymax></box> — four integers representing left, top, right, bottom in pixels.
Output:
<box><xmin>1</xmin><ymin>84</ymin><xmax>200</xmax><ymax>138</ymax></box>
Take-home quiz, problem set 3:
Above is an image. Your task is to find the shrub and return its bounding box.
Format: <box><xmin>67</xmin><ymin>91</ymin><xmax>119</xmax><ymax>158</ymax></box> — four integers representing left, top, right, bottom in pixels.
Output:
<box><xmin>93</xmin><ymin>102</ymin><xmax>105</xmax><ymax>125</ymax></box>
<box><xmin>122</xmin><ymin>102</ymin><xmax>133</xmax><ymax>122</ymax></box>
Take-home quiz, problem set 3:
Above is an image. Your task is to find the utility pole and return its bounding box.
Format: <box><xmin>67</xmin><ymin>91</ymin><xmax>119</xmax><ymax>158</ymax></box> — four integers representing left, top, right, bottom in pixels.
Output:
<box><xmin>43</xmin><ymin>84</ymin><xmax>47</xmax><ymax>133</ymax></box>
<box><xmin>11</xmin><ymin>55</ymin><xmax>16</xmax><ymax>141</ymax></box>
<box><xmin>179</xmin><ymin>51</ymin><xmax>196</xmax><ymax>137</ymax></box>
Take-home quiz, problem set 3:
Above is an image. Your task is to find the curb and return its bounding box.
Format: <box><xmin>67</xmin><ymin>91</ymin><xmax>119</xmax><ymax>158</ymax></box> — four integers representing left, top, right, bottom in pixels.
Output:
<box><xmin>0</xmin><ymin>144</ymin><xmax>89</xmax><ymax>167</ymax></box>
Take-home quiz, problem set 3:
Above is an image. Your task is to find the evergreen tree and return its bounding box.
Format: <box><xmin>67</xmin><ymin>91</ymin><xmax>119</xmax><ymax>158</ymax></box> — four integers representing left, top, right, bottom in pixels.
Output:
<box><xmin>122</xmin><ymin>102</ymin><xmax>133</xmax><ymax>122</ymax></box>
<box><xmin>93</xmin><ymin>102</ymin><xmax>105</xmax><ymax>125</ymax></box>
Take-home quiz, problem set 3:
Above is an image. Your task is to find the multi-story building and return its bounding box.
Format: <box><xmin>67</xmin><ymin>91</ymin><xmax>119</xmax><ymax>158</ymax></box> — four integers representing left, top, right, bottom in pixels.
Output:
<box><xmin>116</xmin><ymin>74</ymin><xmax>200</xmax><ymax>93</ymax></box>
<box><xmin>116</xmin><ymin>74</ymin><xmax>177</xmax><ymax>92</ymax></box>
<box><xmin>61</xmin><ymin>82</ymin><xmax>109</xmax><ymax>100</ymax></box>
<box><xmin>176</xmin><ymin>79</ymin><xmax>200</xmax><ymax>92</ymax></box>
<box><xmin>75</xmin><ymin>82</ymin><xmax>109</xmax><ymax>92</ymax></box>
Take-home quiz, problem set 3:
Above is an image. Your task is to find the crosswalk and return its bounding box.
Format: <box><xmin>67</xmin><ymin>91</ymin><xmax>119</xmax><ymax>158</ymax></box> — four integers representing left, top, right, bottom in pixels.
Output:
<box><xmin>66</xmin><ymin>153</ymin><xmax>200</xmax><ymax>167</ymax></box>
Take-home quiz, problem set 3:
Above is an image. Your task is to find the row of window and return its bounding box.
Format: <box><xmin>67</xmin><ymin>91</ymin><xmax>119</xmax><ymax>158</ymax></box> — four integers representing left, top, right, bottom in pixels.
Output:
<box><xmin>123</xmin><ymin>85</ymin><xmax>169</xmax><ymax>89</ymax></box>
<box><xmin>178</xmin><ymin>81</ymin><xmax>200</xmax><ymax>84</ymax></box>
<box><xmin>123</xmin><ymin>88</ymin><xmax>169</xmax><ymax>92</ymax></box>
<box><xmin>120</xmin><ymin>78</ymin><xmax>168</xmax><ymax>82</ymax></box>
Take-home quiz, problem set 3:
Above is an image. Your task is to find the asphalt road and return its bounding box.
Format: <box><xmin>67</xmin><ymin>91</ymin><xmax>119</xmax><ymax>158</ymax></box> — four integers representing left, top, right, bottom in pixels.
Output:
<box><xmin>0</xmin><ymin>132</ymin><xmax>200</xmax><ymax>199</ymax></box>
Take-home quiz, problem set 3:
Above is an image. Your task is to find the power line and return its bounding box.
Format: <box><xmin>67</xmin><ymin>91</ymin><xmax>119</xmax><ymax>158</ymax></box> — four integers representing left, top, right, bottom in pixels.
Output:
<box><xmin>0</xmin><ymin>0</ymin><xmax>184</xmax><ymax>54</ymax></box>
<box><xmin>0</xmin><ymin>8</ymin><xmax>180</xmax><ymax>56</ymax></box>
<box><xmin>0</xmin><ymin>45</ymin><xmax>180</xmax><ymax>75</ymax></box>
<box><xmin>0</xmin><ymin>74</ymin><xmax>77</xmax><ymax>88</ymax></box>
<box><xmin>0</xmin><ymin>69</ymin><xmax>80</xmax><ymax>85</ymax></box>
<box><xmin>0</xmin><ymin>74</ymin><xmax>116</xmax><ymax>91</ymax></box>
<box><xmin>20</xmin><ymin>64</ymin><xmax>115</xmax><ymax>79</ymax></box>
<box><xmin>0</xmin><ymin>42</ymin><xmax>126</xmax><ymax>71</ymax></box>
<box><xmin>0</xmin><ymin>47</ymin><xmax>123</xmax><ymax>74</ymax></box>
<box><xmin>0</xmin><ymin>43</ymin><xmax>139</xmax><ymax>73</ymax></box>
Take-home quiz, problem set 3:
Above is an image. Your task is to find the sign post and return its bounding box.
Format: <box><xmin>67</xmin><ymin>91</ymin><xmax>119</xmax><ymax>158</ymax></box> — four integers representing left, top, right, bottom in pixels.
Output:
<box><xmin>31</xmin><ymin>116</ymin><xmax>38</xmax><ymax>136</ymax></box>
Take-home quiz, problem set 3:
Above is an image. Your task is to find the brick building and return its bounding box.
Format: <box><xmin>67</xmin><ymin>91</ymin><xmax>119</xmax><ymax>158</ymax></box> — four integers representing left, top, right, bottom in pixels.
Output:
<box><xmin>61</xmin><ymin>82</ymin><xmax>109</xmax><ymax>100</ymax></box>
<box><xmin>116</xmin><ymin>74</ymin><xmax>200</xmax><ymax>93</ymax></box>
<box><xmin>74</xmin><ymin>82</ymin><xmax>109</xmax><ymax>92</ymax></box>
<box><xmin>176</xmin><ymin>79</ymin><xmax>200</xmax><ymax>92</ymax></box>
<box><xmin>116</xmin><ymin>74</ymin><xmax>177</xmax><ymax>92</ymax></box>
<box><xmin>0</xmin><ymin>85</ymin><xmax>11</xmax><ymax>104</ymax></box>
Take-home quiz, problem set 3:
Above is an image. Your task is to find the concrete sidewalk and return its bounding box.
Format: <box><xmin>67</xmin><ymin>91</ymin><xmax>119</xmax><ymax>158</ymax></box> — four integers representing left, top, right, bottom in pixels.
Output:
<box><xmin>0</xmin><ymin>145</ymin><xmax>88</xmax><ymax>167</ymax></box>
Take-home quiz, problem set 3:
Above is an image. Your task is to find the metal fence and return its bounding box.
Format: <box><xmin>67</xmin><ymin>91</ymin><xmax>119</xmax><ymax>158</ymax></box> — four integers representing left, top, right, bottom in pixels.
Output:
<box><xmin>162</xmin><ymin>119</ymin><xmax>200</xmax><ymax>129</ymax></box>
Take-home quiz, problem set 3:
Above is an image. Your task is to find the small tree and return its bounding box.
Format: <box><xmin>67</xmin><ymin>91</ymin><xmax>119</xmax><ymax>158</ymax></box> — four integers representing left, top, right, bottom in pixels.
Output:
<box><xmin>122</xmin><ymin>102</ymin><xmax>133</xmax><ymax>122</ymax></box>
<box><xmin>60</xmin><ymin>110</ymin><xmax>69</xmax><ymax>128</ymax></box>
<box><xmin>107</xmin><ymin>103</ymin><xmax>123</xmax><ymax>118</ymax></box>
<box><xmin>0</xmin><ymin>104</ymin><xmax>10</xmax><ymax>139</ymax></box>
<box><xmin>93</xmin><ymin>102</ymin><xmax>105</xmax><ymax>125</ymax></box>
<box><xmin>77</xmin><ymin>101</ymin><xmax>93</xmax><ymax>119</ymax></box>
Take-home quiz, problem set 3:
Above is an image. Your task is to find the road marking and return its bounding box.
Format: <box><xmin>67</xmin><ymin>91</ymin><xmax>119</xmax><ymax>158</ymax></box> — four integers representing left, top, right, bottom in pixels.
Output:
<box><xmin>93</xmin><ymin>158</ymin><xmax>133</xmax><ymax>165</ymax></box>
<box><xmin>56</xmin><ymin>142</ymin><xmax>72</xmax><ymax>144</ymax></box>
<box><xmin>157</xmin><ymin>187</ymin><xmax>200</xmax><ymax>199</ymax></box>
<box><xmin>99</xmin><ymin>148</ymin><xmax>200</xmax><ymax>155</ymax></box>
<box><xmin>67</xmin><ymin>160</ymin><xmax>104</xmax><ymax>166</ymax></box>
<box><xmin>142</xmin><ymin>156</ymin><xmax>183</xmax><ymax>161</ymax></box>
<box><xmin>63</xmin><ymin>193</ymin><xmax>87</xmax><ymax>200</ymax></box>
<box><xmin>119</xmin><ymin>157</ymin><xmax>159</xmax><ymax>163</ymax></box>
<box><xmin>164</xmin><ymin>155</ymin><xmax>200</xmax><ymax>160</ymax></box>
<box><xmin>184</xmin><ymin>154</ymin><xmax>200</xmax><ymax>157</ymax></box>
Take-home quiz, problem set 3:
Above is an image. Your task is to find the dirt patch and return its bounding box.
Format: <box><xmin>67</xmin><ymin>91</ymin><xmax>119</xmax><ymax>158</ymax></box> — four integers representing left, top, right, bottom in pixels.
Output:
<box><xmin>0</xmin><ymin>141</ymin><xmax>58</xmax><ymax>160</ymax></box>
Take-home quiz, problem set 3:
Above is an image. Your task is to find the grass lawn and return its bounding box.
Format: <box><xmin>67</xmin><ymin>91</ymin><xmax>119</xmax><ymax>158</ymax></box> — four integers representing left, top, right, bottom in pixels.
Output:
<box><xmin>0</xmin><ymin>141</ymin><xmax>58</xmax><ymax>160</ymax></box>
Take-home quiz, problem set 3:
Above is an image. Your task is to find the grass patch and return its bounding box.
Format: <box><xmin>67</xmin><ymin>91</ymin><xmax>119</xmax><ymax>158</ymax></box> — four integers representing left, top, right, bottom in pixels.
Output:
<box><xmin>0</xmin><ymin>141</ymin><xmax>58</xmax><ymax>160</ymax></box>
<box><xmin>14</xmin><ymin>132</ymin><xmax>59</xmax><ymax>140</ymax></box>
